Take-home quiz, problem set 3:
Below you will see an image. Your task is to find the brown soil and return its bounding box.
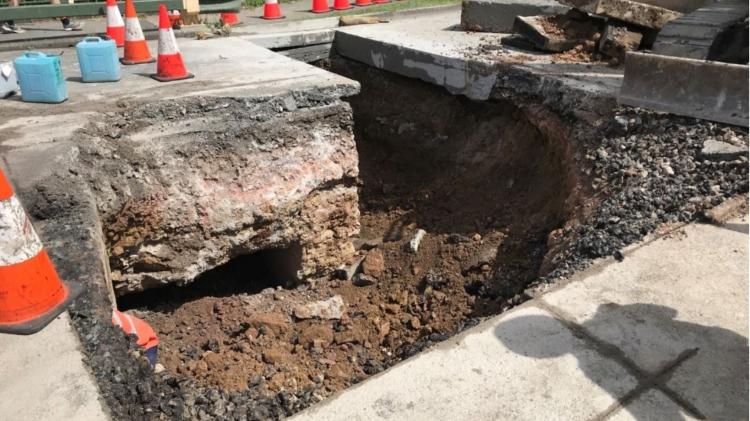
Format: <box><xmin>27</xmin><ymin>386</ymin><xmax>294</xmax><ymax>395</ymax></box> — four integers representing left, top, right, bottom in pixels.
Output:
<box><xmin>120</xmin><ymin>60</ymin><xmax>585</xmax><ymax>400</ymax></box>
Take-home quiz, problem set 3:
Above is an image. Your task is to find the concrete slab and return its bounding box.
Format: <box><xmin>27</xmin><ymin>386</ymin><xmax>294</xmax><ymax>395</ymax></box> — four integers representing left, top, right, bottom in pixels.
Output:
<box><xmin>460</xmin><ymin>0</ymin><xmax>569</xmax><ymax>33</ymax></box>
<box><xmin>0</xmin><ymin>313</ymin><xmax>109</xmax><ymax>421</ymax></box>
<box><xmin>608</xmin><ymin>389</ymin><xmax>701</xmax><ymax>421</ymax></box>
<box><xmin>542</xmin><ymin>219</ymin><xmax>748</xmax><ymax>419</ymax></box>
<box><xmin>334</xmin><ymin>9</ymin><xmax>624</xmax><ymax>102</ymax></box>
<box><xmin>0</xmin><ymin>36</ymin><xmax>358</xmax><ymax>130</ymax></box>
<box><xmin>292</xmin><ymin>306</ymin><xmax>639</xmax><ymax>421</ymax></box>
<box><xmin>619</xmin><ymin>51</ymin><xmax>749</xmax><ymax>127</ymax></box>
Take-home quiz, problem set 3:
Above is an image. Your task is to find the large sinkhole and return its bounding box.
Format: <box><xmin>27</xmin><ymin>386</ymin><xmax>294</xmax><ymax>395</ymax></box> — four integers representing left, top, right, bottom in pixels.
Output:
<box><xmin>107</xmin><ymin>58</ymin><xmax>582</xmax><ymax>402</ymax></box>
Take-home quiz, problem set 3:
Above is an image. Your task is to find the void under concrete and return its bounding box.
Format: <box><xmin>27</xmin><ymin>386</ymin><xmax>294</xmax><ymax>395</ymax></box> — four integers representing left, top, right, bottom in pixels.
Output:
<box><xmin>292</xmin><ymin>217</ymin><xmax>748</xmax><ymax>421</ymax></box>
<box><xmin>0</xmin><ymin>313</ymin><xmax>109</xmax><ymax>421</ymax></box>
<box><xmin>333</xmin><ymin>8</ymin><xmax>624</xmax><ymax>103</ymax></box>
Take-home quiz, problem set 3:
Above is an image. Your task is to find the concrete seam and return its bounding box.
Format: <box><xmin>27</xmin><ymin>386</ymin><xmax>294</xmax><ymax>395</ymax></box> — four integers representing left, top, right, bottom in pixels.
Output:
<box><xmin>536</xmin><ymin>300</ymin><xmax>705</xmax><ymax>420</ymax></box>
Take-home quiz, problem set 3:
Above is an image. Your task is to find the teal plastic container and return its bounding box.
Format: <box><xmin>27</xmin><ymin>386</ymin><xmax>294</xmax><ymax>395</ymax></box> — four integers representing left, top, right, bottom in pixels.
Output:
<box><xmin>76</xmin><ymin>36</ymin><xmax>121</xmax><ymax>83</ymax></box>
<box><xmin>13</xmin><ymin>52</ymin><xmax>67</xmax><ymax>103</ymax></box>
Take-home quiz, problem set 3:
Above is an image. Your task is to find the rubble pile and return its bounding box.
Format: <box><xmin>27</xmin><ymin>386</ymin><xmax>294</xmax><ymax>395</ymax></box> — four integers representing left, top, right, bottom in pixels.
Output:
<box><xmin>501</xmin><ymin>0</ymin><xmax>684</xmax><ymax>64</ymax></box>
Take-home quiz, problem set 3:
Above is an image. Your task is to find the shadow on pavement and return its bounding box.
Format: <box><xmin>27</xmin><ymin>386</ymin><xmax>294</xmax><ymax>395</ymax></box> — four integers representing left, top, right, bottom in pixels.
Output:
<box><xmin>494</xmin><ymin>303</ymin><xmax>749</xmax><ymax>421</ymax></box>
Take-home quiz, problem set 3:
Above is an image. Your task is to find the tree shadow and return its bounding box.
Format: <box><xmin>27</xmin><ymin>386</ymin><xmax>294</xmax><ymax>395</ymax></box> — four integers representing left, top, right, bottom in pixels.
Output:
<box><xmin>494</xmin><ymin>303</ymin><xmax>749</xmax><ymax>420</ymax></box>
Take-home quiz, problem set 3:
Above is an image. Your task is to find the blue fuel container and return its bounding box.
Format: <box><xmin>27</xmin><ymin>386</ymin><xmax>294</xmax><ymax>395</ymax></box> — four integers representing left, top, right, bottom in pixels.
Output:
<box><xmin>76</xmin><ymin>36</ymin><xmax>121</xmax><ymax>83</ymax></box>
<box><xmin>13</xmin><ymin>52</ymin><xmax>67</xmax><ymax>103</ymax></box>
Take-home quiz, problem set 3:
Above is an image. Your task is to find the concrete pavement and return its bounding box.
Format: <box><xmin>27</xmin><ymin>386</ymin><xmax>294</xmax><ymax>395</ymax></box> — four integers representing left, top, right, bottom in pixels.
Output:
<box><xmin>0</xmin><ymin>313</ymin><xmax>109</xmax><ymax>421</ymax></box>
<box><xmin>293</xmin><ymin>216</ymin><xmax>748</xmax><ymax>421</ymax></box>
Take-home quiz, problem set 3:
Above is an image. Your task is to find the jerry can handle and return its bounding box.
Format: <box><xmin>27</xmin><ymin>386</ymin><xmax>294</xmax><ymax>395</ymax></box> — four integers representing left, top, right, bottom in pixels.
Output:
<box><xmin>22</xmin><ymin>51</ymin><xmax>44</xmax><ymax>58</ymax></box>
<box><xmin>83</xmin><ymin>37</ymin><xmax>102</xmax><ymax>43</ymax></box>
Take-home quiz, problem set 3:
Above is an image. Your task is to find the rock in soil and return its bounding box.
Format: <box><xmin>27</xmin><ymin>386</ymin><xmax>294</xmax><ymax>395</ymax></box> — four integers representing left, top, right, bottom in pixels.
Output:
<box><xmin>293</xmin><ymin>296</ymin><xmax>346</xmax><ymax>320</ymax></box>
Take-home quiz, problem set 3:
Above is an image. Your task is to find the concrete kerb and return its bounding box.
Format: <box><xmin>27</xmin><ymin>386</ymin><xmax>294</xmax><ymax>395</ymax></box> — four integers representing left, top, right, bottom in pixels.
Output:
<box><xmin>619</xmin><ymin>52</ymin><xmax>749</xmax><ymax>127</ymax></box>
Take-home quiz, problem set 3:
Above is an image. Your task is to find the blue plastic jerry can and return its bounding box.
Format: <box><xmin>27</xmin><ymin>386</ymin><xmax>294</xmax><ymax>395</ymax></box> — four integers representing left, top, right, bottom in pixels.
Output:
<box><xmin>76</xmin><ymin>36</ymin><xmax>121</xmax><ymax>83</ymax></box>
<box><xmin>13</xmin><ymin>52</ymin><xmax>68</xmax><ymax>103</ymax></box>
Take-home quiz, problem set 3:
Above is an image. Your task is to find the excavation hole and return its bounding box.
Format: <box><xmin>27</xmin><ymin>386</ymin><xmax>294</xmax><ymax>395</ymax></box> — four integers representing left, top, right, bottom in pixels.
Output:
<box><xmin>117</xmin><ymin>244</ymin><xmax>302</xmax><ymax>312</ymax></box>
<box><xmin>121</xmin><ymin>58</ymin><xmax>583</xmax><ymax>404</ymax></box>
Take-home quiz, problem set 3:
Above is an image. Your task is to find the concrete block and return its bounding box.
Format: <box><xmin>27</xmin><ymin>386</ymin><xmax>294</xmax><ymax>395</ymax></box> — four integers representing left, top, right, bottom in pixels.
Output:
<box><xmin>618</xmin><ymin>52</ymin><xmax>749</xmax><ymax>127</ymax></box>
<box><xmin>461</xmin><ymin>0</ymin><xmax>569</xmax><ymax>33</ymax></box>
<box><xmin>292</xmin><ymin>306</ymin><xmax>638</xmax><ymax>421</ymax></box>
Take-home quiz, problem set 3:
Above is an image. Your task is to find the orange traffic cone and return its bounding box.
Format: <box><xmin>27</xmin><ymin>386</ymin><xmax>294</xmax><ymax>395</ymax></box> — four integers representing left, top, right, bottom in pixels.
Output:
<box><xmin>333</xmin><ymin>0</ymin><xmax>351</xmax><ymax>10</ymax></box>
<box><xmin>0</xmin><ymin>169</ymin><xmax>80</xmax><ymax>334</ymax></box>
<box><xmin>120</xmin><ymin>0</ymin><xmax>155</xmax><ymax>65</ymax></box>
<box><xmin>311</xmin><ymin>0</ymin><xmax>330</xmax><ymax>13</ymax></box>
<box><xmin>355</xmin><ymin>0</ymin><xmax>372</xmax><ymax>6</ymax></box>
<box><xmin>261</xmin><ymin>0</ymin><xmax>284</xmax><ymax>19</ymax></box>
<box><xmin>152</xmin><ymin>4</ymin><xmax>194</xmax><ymax>82</ymax></box>
<box><xmin>220</xmin><ymin>12</ymin><xmax>241</xmax><ymax>25</ymax></box>
<box><xmin>105</xmin><ymin>0</ymin><xmax>125</xmax><ymax>47</ymax></box>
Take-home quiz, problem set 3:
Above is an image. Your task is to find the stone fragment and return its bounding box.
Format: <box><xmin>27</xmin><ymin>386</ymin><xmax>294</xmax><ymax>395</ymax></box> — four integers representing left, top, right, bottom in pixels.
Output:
<box><xmin>408</xmin><ymin>229</ymin><xmax>427</xmax><ymax>253</ymax></box>
<box><xmin>408</xmin><ymin>316</ymin><xmax>421</xmax><ymax>330</ymax></box>
<box><xmin>293</xmin><ymin>295</ymin><xmax>346</xmax><ymax>320</ymax></box>
<box><xmin>298</xmin><ymin>324</ymin><xmax>334</xmax><ymax>348</ymax></box>
<box><xmin>512</xmin><ymin>13</ymin><xmax>602</xmax><ymax>53</ymax></box>
<box><xmin>598</xmin><ymin>24</ymin><xmax>643</xmax><ymax>62</ymax></box>
<box><xmin>246</xmin><ymin>313</ymin><xmax>289</xmax><ymax>336</ymax></box>
<box><xmin>154</xmin><ymin>363</ymin><xmax>165</xmax><ymax>374</ymax></box>
<box><xmin>352</xmin><ymin>236</ymin><xmax>383</xmax><ymax>250</ymax></box>
<box><xmin>700</xmin><ymin>139</ymin><xmax>748</xmax><ymax>162</ymax></box>
<box><xmin>361</xmin><ymin>249</ymin><xmax>386</xmax><ymax>278</ymax></box>
<box><xmin>352</xmin><ymin>273</ymin><xmax>378</xmax><ymax>287</ymax></box>
<box><xmin>333</xmin><ymin>256</ymin><xmax>364</xmax><ymax>281</ymax></box>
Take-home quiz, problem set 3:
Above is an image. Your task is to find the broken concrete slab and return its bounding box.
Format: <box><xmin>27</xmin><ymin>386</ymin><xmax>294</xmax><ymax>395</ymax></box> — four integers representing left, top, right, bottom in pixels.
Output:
<box><xmin>460</xmin><ymin>0</ymin><xmax>570</xmax><ymax>33</ymax></box>
<box><xmin>618</xmin><ymin>51</ymin><xmax>749</xmax><ymax>127</ymax></box>
<box><xmin>292</xmin><ymin>306</ymin><xmax>639</xmax><ymax>421</ymax></box>
<box><xmin>0</xmin><ymin>314</ymin><xmax>109</xmax><ymax>421</ymax></box>
<box><xmin>513</xmin><ymin>13</ymin><xmax>601</xmax><ymax>52</ymax></box>
<box><xmin>558</xmin><ymin>0</ymin><xmax>682</xmax><ymax>29</ymax></box>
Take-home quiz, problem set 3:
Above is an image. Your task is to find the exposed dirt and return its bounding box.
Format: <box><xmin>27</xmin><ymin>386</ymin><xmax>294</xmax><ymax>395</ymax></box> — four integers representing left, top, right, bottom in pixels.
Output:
<box><xmin>54</xmin><ymin>58</ymin><xmax>747</xmax><ymax>421</ymax></box>
<box><xmin>122</xmin><ymin>58</ymin><xmax>583</xmax><ymax>398</ymax></box>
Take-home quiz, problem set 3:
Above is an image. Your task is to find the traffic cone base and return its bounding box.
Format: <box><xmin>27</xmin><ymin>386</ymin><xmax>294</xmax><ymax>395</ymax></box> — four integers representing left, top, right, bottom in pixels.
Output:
<box><xmin>311</xmin><ymin>0</ymin><xmax>330</xmax><ymax>13</ymax></box>
<box><xmin>220</xmin><ymin>12</ymin><xmax>241</xmax><ymax>26</ymax></box>
<box><xmin>373</xmin><ymin>0</ymin><xmax>389</xmax><ymax>3</ymax></box>
<box><xmin>151</xmin><ymin>71</ymin><xmax>194</xmax><ymax>82</ymax></box>
<box><xmin>261</xmin><ymin>0</ymin><xmax>285</xmax><ymax>20</ymax></box>
<box><xmin>120</xmin><ymin>55</ymin><xmax>156</xmax><ymax>65</ymax></box>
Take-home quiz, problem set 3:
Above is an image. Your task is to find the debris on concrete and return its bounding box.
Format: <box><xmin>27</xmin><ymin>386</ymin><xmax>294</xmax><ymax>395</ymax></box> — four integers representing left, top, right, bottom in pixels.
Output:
<box><xmin>556</xmin><ymin>0</ymin><xmax>682</xmax><ymax>29</ymax></box>
<box><xmin>704</xmin><ymin>194</ymin><xmax>749</xmax><ymax>225</ymax></box>
<box><xmin>598</xmin><ymin>23</ymin><xmax>643</xmax><ymax>63</ymax></box>
<box><xmin>512</xmin><ymin>11</ymin><xmax>602</xmax><ymax>52</ymax></box>
<box><xmin>293</xmin><ymin>296</ymin><xmax>346</xmax><ymax>320</ymax></box>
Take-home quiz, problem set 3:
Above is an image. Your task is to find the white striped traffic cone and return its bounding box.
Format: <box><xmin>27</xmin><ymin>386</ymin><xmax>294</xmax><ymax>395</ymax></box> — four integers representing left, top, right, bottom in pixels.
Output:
<box><xmin>121</xmin><ymin>0</ymin><xmax>155</xmax><ymax>65</ymax></box>
<box><xmin>152</xmin><ymin>4</ymin><xmax>194</xmax><ymax>82</ymax></box>
<box><xmin>105</xmin><ymin>0</ymin><xmax>125</xmax><ymax>47</ymax></box>
<box><xmin>0</xmin><ymin>168</ymin><xmax>80</xmax><ymax>334</ymax></box>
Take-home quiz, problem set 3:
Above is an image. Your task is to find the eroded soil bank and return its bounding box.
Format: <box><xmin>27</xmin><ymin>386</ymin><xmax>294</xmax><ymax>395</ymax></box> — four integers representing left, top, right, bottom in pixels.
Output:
<box><xmin>50</xmin><ymin>59</ymin><xmax>747</xmax><ymax>421</ymax></box>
